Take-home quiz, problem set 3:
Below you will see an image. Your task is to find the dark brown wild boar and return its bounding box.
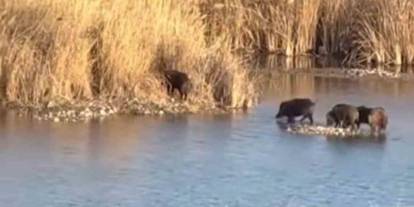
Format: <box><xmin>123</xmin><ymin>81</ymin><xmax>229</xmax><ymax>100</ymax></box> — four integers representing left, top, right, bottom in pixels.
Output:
<box><xmin>163</xmin><ymin>70</ymin><xmax>192</xmax><ymax>100</ymax></box>
<box><xmin>275</xmin><ymin>98</ymin><xmax>315</xmax><ymax>124</ymax></box>
<box><xmin>357</xmin><ymin>106</ymin><xmax>388</xmax><ymax>134</ymax></box>
<box><xmin>326</xmin><ymin>104</ymin><xmax>359</xmax><ymax>131</ymax></box>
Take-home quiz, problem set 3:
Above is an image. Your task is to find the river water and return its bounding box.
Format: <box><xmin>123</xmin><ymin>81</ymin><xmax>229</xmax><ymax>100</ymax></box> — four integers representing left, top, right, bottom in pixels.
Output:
<box><xmin>1</xmin><ymin>74</ymin><xmax>414</xmax><ymax>207</ymax></box>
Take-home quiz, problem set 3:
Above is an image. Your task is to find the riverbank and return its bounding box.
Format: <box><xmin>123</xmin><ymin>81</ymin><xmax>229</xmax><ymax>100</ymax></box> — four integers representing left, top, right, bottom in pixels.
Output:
<box><xmin>0</xmin><ymin>0</ymin><xmax>256</xmax><ymax>116</ymax></box>
<box><xmin>4</xmin><ymin>66</ymin><xmax>410</xmax><ymax>123</ymax></box>
<box><xmin>2</xmin><ymin>73</ymin><xmax>413</xmax><ymax>207</ymax></box>
<box><xmin>8</xmin><ymin>98</ymin><xmax>232</xmax><ymax>123</ymax></box>
<box><xmin>1</xmin><ymin>0</ymin><xmax>413</xmax><ymax>122</ymax></box>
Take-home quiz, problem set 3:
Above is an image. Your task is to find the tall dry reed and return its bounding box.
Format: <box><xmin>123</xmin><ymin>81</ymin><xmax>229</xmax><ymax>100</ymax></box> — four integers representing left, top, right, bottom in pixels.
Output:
<box><xmin>0</xmin><ymin>0</ymin><xmax>256</xmax><ymax>108</ymax></box>
<box><xmin>1</xmin><ymin>0</ymin><xmax>413</xmax><ymax>111</ymax></box>
<box><xmin>317</xmin><ymin>0</ymin><xmax>357</xmax><ymax>59</ymax></box>
<box><xmin>200</xmin><ymin>0</ymin><xmax>321</xmax><ymax>56</ymax></box>
<box><xmin>201</xmin><ymin>0</ymin><xmax>414</xmax><ymax>68</ymax></box>
<box><xmin>354</xmin><ymin>0</ymin><xmax>414</xmax><ymax>67</ymax></box>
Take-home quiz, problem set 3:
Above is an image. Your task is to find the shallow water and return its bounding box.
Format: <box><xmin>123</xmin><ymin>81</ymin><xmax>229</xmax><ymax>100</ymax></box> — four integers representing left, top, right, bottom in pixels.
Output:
<box><xmin>1</xmin><ymin>74</ymin><xmax>414</xmax><ymax>207</ymax></box>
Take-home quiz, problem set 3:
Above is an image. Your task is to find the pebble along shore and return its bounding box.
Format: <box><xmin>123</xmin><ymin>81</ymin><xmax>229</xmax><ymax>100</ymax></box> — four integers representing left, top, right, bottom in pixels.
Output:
<box><xmin>13</xmin><ymin>98</ymin><xmax>224</xmax><ymax>123</ymax></box>
<box><xmin>286</xmin><ymin>124</ymin><xmax>368</xmax><ymax>137</ymax></box>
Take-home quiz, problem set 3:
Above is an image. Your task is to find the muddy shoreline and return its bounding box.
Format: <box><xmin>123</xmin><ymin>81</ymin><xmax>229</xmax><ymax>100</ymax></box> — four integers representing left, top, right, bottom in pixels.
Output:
<box><xmin>5</xmin><ymin>97</ymin><xmax>230</xmax><ymax>123</ymax></box>
<box><xmin>5</xmin><ymin>69</ymin><xmax>413</xmax><ymax>123</ymax></box>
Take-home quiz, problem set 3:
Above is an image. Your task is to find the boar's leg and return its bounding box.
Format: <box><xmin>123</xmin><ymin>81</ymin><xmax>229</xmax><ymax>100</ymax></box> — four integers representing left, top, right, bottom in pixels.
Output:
<box><xmin>334</xmin><ymin>120</ymin><xmax>340</xmax><ymax>127</ymax></box>
<box><xmin>371</xmin><ymin>125</ymin><xmax>380</xmax><ymax>137</ymax></box>
<box><xmin>350</xmin><ymin>122</ymin><xmax>358</xmax><ymax>132</ymax></box>
<box><xmin>180</xmin><ymin>90</ymin><xmax>187</xmax><ymax>100</ymax></box>
<box><xmin>166</xmin><ymin>83</ymin><xmax>174</xmax><ymax>95</ymax></box>
<box><xmin>356</xmin><ymin>121</ymin><xmax>361</xmax><ymax>129</ymax></box>
<box><xmin>344</xmin><ymin>118</ymin><xmax>352</xmax><ymax>130</ymax></box>
<box><xmin>370</xmin><ymin>124</ymin><xmax>379</xmax><ymax>134</ymax></box>
<box><xmin>339</xmin><ymin>120</ymin><xmax>346</xmax><ymax>128</ymax></box>
<box><xmin>300</xmin><ymin>113</ymin><xmax>313</xmax><ymax>125</ymax></box>
<box><xmin>308</xmin><ymin>114</ymin><xmax>314</xmax><ymax>125</ymax></box>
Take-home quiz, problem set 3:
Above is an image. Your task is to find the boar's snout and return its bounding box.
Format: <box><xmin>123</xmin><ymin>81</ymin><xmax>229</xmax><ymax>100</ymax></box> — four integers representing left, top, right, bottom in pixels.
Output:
<box><xmin>326</xmin><ymin>113</ymin><xmax>334</xmax><ymax>126</ymax></box>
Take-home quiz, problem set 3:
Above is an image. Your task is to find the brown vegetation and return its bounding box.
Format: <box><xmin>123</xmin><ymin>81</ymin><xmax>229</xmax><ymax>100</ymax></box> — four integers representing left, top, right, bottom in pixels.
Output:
<box><xmin>0</xmin><ymin>0</ymin><xmax>412</xmax><ymax>111</ymax></box>
<box><xmin>0</xmin><ymin>0</ymin><xmax>256</xmax><ymax>110</ymax></box>
<box><xmin>201</xmin><ymin>0</ymin><xmax>414</xmax><ymax>67</ymax></box>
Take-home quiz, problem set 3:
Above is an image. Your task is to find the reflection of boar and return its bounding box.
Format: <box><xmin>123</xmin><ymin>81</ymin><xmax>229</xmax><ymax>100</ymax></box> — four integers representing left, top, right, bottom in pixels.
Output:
<box><xmin>164</xmin><ymin>70</ymin><xmax>192</xmax><ymax>100</ymax></box>
<box><xmin>357</xmin><ymin>106</ymin><xmax>388</xmax><ymax>133</ymax></box>
<box><xmin>275</xmin><ymin>98</ymin><xmax>315</xmax><ymax>124</ymax></box>
<box><xmin>326</xmin><ymin>104</ymin><xmax>359</xmax><ymax>131</ymax></box>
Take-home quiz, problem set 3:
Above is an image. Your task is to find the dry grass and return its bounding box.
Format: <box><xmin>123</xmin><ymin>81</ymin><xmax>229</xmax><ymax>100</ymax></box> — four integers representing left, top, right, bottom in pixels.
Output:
<box><xmin>316</xmin><ymin>0</ymin><xmax>357</xmax><ymax>59</ymax></box>
<box><xmin>0</xmin><ymin>0</ymin><xmax>256</xmax><ymax>109</ymax></box>
<box><xmin>0</xmin><ymin>0</ymin><xmax>413</xmax><ymax>110</ymax></box>
<box><xmin>200</xmin><ymin>0</ymin><xmax>414</xmax><ymax>68</ymax></box>
<box><xmin>354</xmin><ymin>0</ymin><xmax>414</xmax><ymax>67</ymax></box>
<box><xmin>200</xmin><ymin>0</ymin><xmax>321</xmax><ymax>56</ymax></box>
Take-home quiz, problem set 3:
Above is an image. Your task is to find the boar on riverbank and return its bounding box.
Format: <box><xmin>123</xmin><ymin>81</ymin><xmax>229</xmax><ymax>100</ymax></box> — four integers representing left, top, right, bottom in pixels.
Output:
<box><xmin>326</xmin><ymin>104</ymin><xmax>359</xmax><ymax>131</ymax></box>
<box><xmin>163</xmin><ymin>70</ymin><xmax>193</xmax><ymax>100</ymax></box>
<box><xmin>275</xmin><ymin>98</ymin><xmax>315</xmax><ymax>124</ymax></box>
<box><xmin>357</xmin><ymin>106</ymin><xmax>388</xmax><ymax>134</ymax></box>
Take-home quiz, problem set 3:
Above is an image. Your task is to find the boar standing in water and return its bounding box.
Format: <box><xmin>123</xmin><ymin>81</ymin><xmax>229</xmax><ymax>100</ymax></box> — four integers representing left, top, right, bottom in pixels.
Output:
<box><xmin>357</xmin><ymin>106</ymin><xmax>388</xmax><ymax>134</ymax></box>
<box><xmin>326</xmin><ymin>104</ymin><xmax>359</xmax><ymax>131</ymax></box>
<box><xmin>163</xmin><ymin>70</ymin><xmax>192</xmax><ymax>100</ymax></box>
<box><xmin>275</xmin><ymin>98</ymin><xmax>315</xmax><ymax>124</ymax></box>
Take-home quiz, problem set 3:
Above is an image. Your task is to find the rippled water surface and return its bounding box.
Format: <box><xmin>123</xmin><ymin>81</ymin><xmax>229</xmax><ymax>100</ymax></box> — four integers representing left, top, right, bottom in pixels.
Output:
<box><xmin>1</xmin><ymin>74</ymin><xmax>414</xmax><ymax>207</ymax></box>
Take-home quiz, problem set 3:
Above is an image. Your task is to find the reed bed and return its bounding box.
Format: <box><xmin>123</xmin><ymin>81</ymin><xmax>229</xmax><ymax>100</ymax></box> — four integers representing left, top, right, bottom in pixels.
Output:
<box><xmin>0</xmin><ymin>0</ymin><xmax>413</xmax><ymax>111</ymax></box>
<box><xmin>201</xmin><ymin>0</ymin><xmax>414</xmax><ymax>67</ymax></box>
<box><xmin>0</xmin><ymin>0</ymin><xmax>256</xmax><ymax>109</ymax></box>
<box><xmin>355</xmin><ymin>0</ymin><xmax>414</xmax><ymax>67</ymax></box>
<box><xmin>200</xmin><ymin>0</ymin><xmax>321</xmax><ymax>55</ymax></box>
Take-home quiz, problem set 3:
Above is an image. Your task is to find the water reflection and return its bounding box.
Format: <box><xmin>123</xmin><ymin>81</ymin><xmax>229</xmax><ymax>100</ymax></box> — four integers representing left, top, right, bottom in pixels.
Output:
<box><xmin>269</xmin><ymin>73</ymin><xmax>414</xmax><ymax>101</ymax></box>
<box><xmin>1</xmin><ymin>74</ymin><xmax>414</xmax><ymax>206</ymax></box>
<box><xmin>253</xmin><ymin>55</ymin><xmax>316</xmax><ymax>70</ymax></box>
<box><xmin>325</xmin><ymin>133</ymin><xmax>387</xmax><ymax>143</ymax></box>
<box><xmin>254</xmin><ymin>55</ymin><xmax>414</xmax><ymax>73</ymax></box>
